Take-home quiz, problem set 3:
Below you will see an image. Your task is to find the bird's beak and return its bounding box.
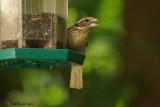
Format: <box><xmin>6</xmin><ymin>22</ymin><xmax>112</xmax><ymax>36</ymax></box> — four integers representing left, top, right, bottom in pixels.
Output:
<box><xmin>90</xmin><ymin>18</ymin><xmax>98</xmax><ymax>27</ymax></box>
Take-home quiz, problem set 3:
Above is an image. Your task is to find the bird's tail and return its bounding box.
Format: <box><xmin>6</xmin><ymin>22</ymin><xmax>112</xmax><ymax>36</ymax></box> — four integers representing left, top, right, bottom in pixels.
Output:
<box><xmin>70</xmin><ymin>63</ymin><xmax>83</xmax><ymax>89</ymax></box>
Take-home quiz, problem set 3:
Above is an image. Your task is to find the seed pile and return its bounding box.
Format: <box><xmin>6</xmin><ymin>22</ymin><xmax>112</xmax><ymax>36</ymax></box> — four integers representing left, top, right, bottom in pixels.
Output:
<box><xmin>23</xmin><ymin>13</ymin><xmax>55</xmax><ymax>40</ymax></box>
<box><xmin>1</xmin><ymin>13</ymin><xmax>66</xmax><ymax>48</ymax></box>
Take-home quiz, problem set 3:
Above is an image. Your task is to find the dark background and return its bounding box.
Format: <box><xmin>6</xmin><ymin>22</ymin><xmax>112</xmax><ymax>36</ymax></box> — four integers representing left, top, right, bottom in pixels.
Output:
<box><xmin>1</xmin><ymin>0</ymin><xmax>160</xmax><ymax>107</ymax></box>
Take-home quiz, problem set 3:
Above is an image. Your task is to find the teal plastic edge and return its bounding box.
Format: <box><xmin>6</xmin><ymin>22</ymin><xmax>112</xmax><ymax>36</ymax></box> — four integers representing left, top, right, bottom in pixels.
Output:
<box><xmin>0</xmin><ymin>48</ymin><xmax>85</xmax><ymax>68</ymax></box>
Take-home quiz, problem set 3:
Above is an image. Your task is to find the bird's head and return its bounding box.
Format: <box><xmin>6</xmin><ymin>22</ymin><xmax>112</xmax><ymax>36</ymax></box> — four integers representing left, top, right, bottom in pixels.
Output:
<box><xmin>74</xmin><ymin>17</ymin><xmax>98</xmax><ymax>31</ymax></box>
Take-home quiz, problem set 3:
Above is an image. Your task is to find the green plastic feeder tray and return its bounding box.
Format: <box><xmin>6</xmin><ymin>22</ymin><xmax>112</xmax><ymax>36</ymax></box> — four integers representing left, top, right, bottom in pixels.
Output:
<box><xmin>0</xmin><ymin>48</ymin><xmax>85</xmax><ymax>69</ymax></box>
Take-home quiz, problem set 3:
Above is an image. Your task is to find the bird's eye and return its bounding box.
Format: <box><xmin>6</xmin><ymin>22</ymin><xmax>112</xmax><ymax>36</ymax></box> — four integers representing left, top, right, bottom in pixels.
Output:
<box><xmin>85</xmin><ymin>19</ymin><xmax>89</xmax><ymax>22</ymax></box>
<box><xmin>75</xmin><ymin>23</ymin><xmax>79</xmax><ymax>26</ymax></box>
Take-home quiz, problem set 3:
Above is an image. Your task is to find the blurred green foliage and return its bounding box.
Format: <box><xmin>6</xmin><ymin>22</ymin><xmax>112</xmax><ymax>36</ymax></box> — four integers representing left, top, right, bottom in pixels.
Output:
<box><xmin>0</xmin><ymin>0</ymin><xmax>134</xmax><ymax>107</ymax></box>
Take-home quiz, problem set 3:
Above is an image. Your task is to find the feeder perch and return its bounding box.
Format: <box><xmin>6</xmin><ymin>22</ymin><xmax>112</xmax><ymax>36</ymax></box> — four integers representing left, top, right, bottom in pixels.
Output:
<box><xmin>0</xmin><ymin>0</ymin><xmax>85</xmax><ymax>68</ymax></box>
<box><xmin>0</xmin><ymin>48</ymin><xmax>85</xmax><ymax>68</ymax></box>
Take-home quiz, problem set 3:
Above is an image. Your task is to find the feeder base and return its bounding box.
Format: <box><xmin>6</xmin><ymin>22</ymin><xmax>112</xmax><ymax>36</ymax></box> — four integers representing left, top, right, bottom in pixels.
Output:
<box><xmin>0</xmin><ymin>48</ymin><xmax>85</xmax><ymax>69</ymax></box>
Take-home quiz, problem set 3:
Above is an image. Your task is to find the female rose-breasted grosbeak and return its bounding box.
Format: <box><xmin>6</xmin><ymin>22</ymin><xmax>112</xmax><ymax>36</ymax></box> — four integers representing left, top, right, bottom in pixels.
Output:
<box><xmin>67</xmin><ymin>17</ymin><xmax>98</xmax><ymax>89</ymax></box>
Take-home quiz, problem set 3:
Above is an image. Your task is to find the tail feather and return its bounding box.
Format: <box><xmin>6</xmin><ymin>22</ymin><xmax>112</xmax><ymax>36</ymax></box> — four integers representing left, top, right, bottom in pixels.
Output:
<box><xmin>70</xmin><ymin>63</ymin><xmax>83</xmax><ymax>89</ymax></box>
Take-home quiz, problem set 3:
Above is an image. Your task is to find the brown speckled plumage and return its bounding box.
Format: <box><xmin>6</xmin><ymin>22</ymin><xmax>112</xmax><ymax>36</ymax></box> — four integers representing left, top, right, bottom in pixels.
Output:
<box><xmin>67</xmin><ymin>17</ymin><xmax>98</xmax><ymax>89</ymax></box>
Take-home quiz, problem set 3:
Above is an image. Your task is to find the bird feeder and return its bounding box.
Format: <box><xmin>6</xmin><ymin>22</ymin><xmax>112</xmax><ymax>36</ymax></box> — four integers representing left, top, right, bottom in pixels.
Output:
<box><xmin>0</xmin><ymin>0</ymin><xmax>85</xmax><ymax>68</ymax></box>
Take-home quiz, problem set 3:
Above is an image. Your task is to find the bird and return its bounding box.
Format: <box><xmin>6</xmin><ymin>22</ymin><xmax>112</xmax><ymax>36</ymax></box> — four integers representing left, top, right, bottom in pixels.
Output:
<box><xmin>67</xmin><ymin>17</ymin><xmax>98</xmax><ymax>89</ymax></box>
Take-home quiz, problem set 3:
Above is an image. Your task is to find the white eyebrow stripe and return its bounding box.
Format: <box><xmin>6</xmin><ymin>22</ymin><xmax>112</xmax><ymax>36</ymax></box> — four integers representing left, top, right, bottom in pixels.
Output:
<box><xmin>76</xmin><ymin>19</ymin><xmax>85</xmax><ymax>23</ymax></box>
